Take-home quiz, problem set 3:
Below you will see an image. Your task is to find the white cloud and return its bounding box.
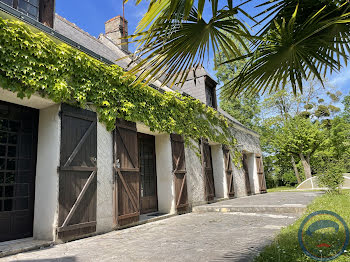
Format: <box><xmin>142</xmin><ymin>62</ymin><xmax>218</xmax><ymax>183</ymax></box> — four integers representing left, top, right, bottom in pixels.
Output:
<box><xmin>330</xmin><ymin>65</ymin><xmax>350</xmax><ymax>87</ymax></box>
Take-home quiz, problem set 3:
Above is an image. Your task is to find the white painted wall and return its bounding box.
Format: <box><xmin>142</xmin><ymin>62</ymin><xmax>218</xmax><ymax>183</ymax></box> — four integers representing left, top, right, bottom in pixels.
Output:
<box><xmin>33</xmin><ymin>104</ymin><xmax>60</xmax><ymax>241</ymax></box>
<box><xmin>0</xmin><ymin>88</ymin><xmax>56</xmax><ymax>109</ymax></box>
<box><xmin>155</xmin><ymin>134</ymin><xmax>175</xmax><ymax>214</ymax></box>
<box><xmin>252</xmin><ymin>154</ymin><xmax>260</xmax><ymax>194</ymax></box>
<box><xmin>185</xmin><ymin>142</ymin><xmax>206</xmax><ymax>207</ymax></box>
<box><xmin>96</xmin><ymin>120</ymin><xmax>114</xmax><ymax>233</ymax></box>
<box><xmin>247</xmin><ymin>153</ymin><xmax>259</xmax><ymax>194</ymax></box>
<box><xmin>232</xmin><ymin>164</ymin><xmax>246</xmax><ymax>198</ymax></box>
<box><xmin>211</xmin><ymin>145</ymin><xmax>226</xmax><ymax>199</ymax></box>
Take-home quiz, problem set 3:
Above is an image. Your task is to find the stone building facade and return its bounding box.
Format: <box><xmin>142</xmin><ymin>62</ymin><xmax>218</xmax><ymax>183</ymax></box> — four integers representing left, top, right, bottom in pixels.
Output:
<box><xmin>0</xmin><ymin>0</ymin><xmax>266</xmax><ymax>244</ymax></box>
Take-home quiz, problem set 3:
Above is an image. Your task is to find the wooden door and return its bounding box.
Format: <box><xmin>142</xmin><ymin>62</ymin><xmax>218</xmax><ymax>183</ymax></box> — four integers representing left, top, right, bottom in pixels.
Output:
<box><xmin>170</xmin><ymin>134</ymin><xmax>188</xmax><ymax>213</ymax></box>
<box><xmin>0</xmin><ymin>101</ymin><xmax>38</xmax><ymax>242</ymax></box>
<box><xmin>58</xmin><ymin>104</ymin><xmax>97</xmax><ymax>240</ymax></box>
<box><xmin>242</xmin><ymin>153</ymin><xmax>252</xmax><ymax>196</ymax></box>
<box><xmin>201</xmin><ymin>139</ymin><xmax>215</xmax><ymax>202</ymax></box>
<box><xmin>138</xmin><ymin>133</ymin><xmax>157</xmax><ymax>214</ymax></box>
<box><xmin>223</xmin><ymin>145</ymin><xmax>235</xmax><ymax>198</ymax></box>
<box><xmin>256</xmin><ymin>155</ymin><xmax>267</xmax><ymax>193</ymax></box>
<box><xmin>114</xmin><ymin>119</ymin><xmax>140</xmax><ymax>226</ymax></box>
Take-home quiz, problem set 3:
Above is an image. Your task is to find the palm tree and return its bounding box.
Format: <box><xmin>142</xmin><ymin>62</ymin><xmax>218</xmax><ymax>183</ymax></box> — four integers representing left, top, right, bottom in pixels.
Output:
<box><xmin>126</xmin><ymin>0</ymin><xmax>350</xmax><ymax>97</ymax></box>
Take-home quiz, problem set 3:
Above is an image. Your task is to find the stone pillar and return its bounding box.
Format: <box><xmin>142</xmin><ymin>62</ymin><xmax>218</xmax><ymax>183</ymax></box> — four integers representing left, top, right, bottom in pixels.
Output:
<box><xmin>33</xmin><ymin>104</ymin><xmax>60</xmax><ymax>241</ymax></box>
<box><xmin>185</xmin><ymin>142</ymin><xmax>206</xmax><ymax>207</ymax></box>
<box><xmin>155</xmin><ymin>134</ymin><xmax>175</xmax><ymax>214</ymax></box>
<box><xmin>211</xmin><ymin>144</ymin><xmax>226</xmax><ymax>199</ymax></box>
<box><xmin>96</xmin><ymin>120</ymin><xmax>114</xmax><ymax>233</ymax></box>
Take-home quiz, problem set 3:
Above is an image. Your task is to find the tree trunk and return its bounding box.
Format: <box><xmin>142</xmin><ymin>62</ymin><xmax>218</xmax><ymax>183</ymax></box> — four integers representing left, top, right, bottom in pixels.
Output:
<box><xmin>299</xmin><ymin>153</ymin><xmax>312</xmax><ymax>179</ymax></box>
<box><xmin>291</xmin><ymin>155</ymin><xmax>302</xmax><ymax>184</ymax></box>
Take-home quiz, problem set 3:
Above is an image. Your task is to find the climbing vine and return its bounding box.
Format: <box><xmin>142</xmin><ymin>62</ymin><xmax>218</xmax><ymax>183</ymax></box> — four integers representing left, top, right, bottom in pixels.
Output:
<box><xmin>0</xmin><ymin>17</ymin><xmax>239</xmax><ymax>156</ymax></box>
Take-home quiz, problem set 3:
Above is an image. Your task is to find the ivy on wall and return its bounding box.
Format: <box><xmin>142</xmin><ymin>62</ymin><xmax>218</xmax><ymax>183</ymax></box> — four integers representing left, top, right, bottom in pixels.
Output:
<box><xmin>0</xmin><ymin>17</ymin><xmax>239</xmax><ymax>153</ymax></box>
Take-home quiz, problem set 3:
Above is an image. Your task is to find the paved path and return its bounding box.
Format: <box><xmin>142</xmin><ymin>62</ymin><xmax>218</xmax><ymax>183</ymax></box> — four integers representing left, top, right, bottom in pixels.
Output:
<box><xmin>1</xmin><ymin>192</ymin><xmax>322</xmax><ymax>262</ymax></box>
<box><xmin>193</xmin><ymin>191</ymin><xmax>323</xmax><ymax>214</ymax></box>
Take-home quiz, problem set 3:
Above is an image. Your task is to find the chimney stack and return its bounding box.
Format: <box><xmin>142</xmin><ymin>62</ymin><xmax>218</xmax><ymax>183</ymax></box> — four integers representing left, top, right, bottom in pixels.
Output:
<box><xmin>105</xmin><ymin>16</ymin><xmax>128</xmax><ymax>52</ymax></box>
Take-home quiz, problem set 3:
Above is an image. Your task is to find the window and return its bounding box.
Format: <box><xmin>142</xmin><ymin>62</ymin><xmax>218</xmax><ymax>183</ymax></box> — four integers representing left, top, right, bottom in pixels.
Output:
<box><xmin>206</xmin><ymin>85</ymin><xmax>217</xmax><ymax>109</ymax></box>
<box><xmin>0</xmin><ymin>0</ymin><xmax>39</xmax><ymax>20</ymax></box>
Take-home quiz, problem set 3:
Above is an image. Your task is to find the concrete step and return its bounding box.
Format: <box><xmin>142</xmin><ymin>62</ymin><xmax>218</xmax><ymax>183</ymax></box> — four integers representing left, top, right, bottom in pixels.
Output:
<box><xmin>0</xmin><ymin>238</ymin><xmax>53</xmax><ymax>258</ymax></box>
<box><xmin>192</xmin><ymin>204</ymin><xmax>307</xmax><ymax>214</ymax></box>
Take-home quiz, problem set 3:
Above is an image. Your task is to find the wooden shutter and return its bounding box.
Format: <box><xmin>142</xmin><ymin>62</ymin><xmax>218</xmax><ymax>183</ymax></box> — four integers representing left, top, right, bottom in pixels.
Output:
<box><xmin>113</xmin><ymin>119</ymin><xmax>140</xmax><ymax>226</ymax></box>
<box><xmin>58</xmin><ymin>104</ymin><xmax>97</xmax><ymax>240</ymax></box>
<box><xmin>256</xmin><ymin>155</ymin><xmax>267</xmax><ymax>193</ymax></box>
<box><xmin>223</xmin><ymin>145</ymin><xmax>235</xmax><ymax>198</ymax></box>
<box><xmin>170</xmin><ymin>134</ymin><xmax>188</xmax><ymax>213</ymax></box>
<box><xmin>201</xmin><ymin>139</ymin><xmax>215</xmax><ymax>202</ymax></box>
<box><xmin>242</xmin><ymin>153</ymin><xmax>252</xmax><ymax>196</ymax></box>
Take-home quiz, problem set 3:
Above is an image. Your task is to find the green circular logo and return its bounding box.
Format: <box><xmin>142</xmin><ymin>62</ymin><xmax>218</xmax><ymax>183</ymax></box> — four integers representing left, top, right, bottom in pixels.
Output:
<box><xmin>298</xmin><ymin>210</ymin><xmax>349</xmax><ymax>261</ymax></box>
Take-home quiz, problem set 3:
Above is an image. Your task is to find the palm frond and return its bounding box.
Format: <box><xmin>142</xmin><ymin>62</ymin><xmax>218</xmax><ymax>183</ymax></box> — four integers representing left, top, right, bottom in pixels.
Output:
<box><xmin>125</xmin><ymin>0</ymin><xmax>350</xmax><ymax>96</ymax></box>
<box><xmin>221</xmin><ymin>2</ymin><xmax>350</xmax><ymax>97</ymax></box>
<box><xmin>127</xmin><ymin>3</ymin><xmax>252</xmax><ymax>88</ymax></box>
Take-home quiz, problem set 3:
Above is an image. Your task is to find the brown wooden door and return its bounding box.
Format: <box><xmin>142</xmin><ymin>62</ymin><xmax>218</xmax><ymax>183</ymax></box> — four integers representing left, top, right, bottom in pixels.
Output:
<box><xmin>170</xmin><ymin>134</ymin><xmax>188</xmax><ymax>213</ymax></box>
<box><xmin>242</xmin><ymin>153</ymin><xmax>252</xmax><ymax>196</ymax></box>
<box><xmin>114</xmin><ymin>119</ymin><xmax>140</xmax><ymax>226</ymax></box>
<box><xmin>58</xmin><ymin>104</ymin><xmax>97</xmax><ymax>240</ymax></box>
<box><xmin>256</xmin><ymin>155</ymin><xmax>267</xmax><ymax>193</ymax></box>
<box><xmin>223</xmin><ymin>145</ymin><xmax>235</xmax><ymax>198</ymax></box>
<box><xmin>138</xmin><ymin>133</ymin><xmax>157</xmax><ymax>214</ymax></box>
<box><xmin>201</xmin><ymin>139</ymin><xmax>215</xmax><ymax>202</ymax></box>
<box><xmin>0</xmin><ymin>101</ymin><xmax>38</xmax><ymax>242</ymax></box>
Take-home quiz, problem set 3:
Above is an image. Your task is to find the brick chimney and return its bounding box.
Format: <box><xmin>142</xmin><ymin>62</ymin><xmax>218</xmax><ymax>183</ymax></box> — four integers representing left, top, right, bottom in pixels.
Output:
<box><xmin>105</xmin><ymin>16</ymin><xmax>128</xmax><ymax>52</ymax></box>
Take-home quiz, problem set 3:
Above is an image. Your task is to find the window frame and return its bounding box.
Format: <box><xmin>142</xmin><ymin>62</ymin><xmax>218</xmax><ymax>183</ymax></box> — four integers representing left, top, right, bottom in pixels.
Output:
<box><xmin>205</xmin><ymin>77</ymin><xmax>218</xmax><ymax>109</ymax></box>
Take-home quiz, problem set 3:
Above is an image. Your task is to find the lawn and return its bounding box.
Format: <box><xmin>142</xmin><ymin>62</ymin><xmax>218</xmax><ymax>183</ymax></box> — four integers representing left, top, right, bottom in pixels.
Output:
<box><xmin>255</xmin><ymin>190</ymin><xmax>350</xmax><ymax>262</ymax></box>
<box><xmin>267</xmin><ymin>186</ymin><xmax>296</xmax><ymax>192</ymax></box>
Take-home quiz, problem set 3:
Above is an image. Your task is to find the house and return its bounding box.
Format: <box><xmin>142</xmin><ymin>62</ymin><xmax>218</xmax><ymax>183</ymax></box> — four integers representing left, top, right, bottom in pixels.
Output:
<box><xmin>0</xmin><ymin>0</ymin><xmax>266</xmax><ymax>245</ymax></box>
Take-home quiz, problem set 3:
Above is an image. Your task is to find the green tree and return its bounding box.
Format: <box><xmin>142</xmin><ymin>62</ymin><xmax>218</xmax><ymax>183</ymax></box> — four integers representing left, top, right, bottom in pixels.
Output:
<box><xmin>274</xmin><ymin>117</ymin><xmax>324</xmax><ymax>179</ymax></box>
<box><xmin>313</xmin><ymin>93</ymin><xmax>350</xmax><ymax>173</ymax></box>
<box><xmin>214</xmin><ymin>41</ymin><xmax>261</xmax><ymax>130</ymax></box>
<box><xmin>259</xmin><ymin>82</ymin><xmax>342</xmax><ymax>186</ymax></box>
<box><xmin>219</xmin><ymin>95</ymin><xmax>260</xmax><ymax>129</ymax></box>
<box><xmin>343</xmin><ymin>92</ymin><xmax>350</xmax><ymax>122</ymax></box>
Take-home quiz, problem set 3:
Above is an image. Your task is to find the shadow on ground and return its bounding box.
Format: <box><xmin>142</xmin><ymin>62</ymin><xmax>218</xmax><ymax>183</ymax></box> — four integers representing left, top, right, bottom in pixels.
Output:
<box><xmin>211</xmin><ymin>240</ymin><xmax>271</xmax><ymax>262</ymax></box>
<box><xmin>14</xmin><ymin>257</ymin><xmax>76</xmax><ymax>262</ymax></box>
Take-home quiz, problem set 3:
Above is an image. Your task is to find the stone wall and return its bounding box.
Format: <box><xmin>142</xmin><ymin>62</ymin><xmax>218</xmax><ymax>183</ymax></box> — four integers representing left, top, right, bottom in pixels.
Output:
<box><xmin>183</xmin><ymin>124</ymin><xmax>262</xmax><ymax>204</ymax></box>
<box><xmin>185</xmin><ymin>142</ymin><xmax>207</xmax><ymax>207</ymax></box>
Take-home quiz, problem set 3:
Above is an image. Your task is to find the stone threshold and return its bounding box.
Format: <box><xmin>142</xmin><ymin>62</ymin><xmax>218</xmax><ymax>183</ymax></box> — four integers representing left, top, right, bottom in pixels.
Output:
<box><xmin>0</xmin><ymin>237</ymin><xmax>53</xmax><ymax>258</ymax></box>
<box><xmin>117</xmin><ymin>212</ymin><xmax>176</xmax><ymax>230</ymax></box>
<box><xmin>192</xmin><ymin>204</ymin><xmax>307</xmax><ymax>214</ymax></box>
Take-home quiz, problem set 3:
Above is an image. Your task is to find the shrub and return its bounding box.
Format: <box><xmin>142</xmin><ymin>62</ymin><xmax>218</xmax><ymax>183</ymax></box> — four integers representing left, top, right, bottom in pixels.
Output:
<box><xmin>282</xmin><ymin>171</ymin><xmax>298</xmax><ymax>187</ymax></box>
<box><xmin>317</xmin><ymin>159</ymin><xmax>346</xmax><ymax>193</ymax></box>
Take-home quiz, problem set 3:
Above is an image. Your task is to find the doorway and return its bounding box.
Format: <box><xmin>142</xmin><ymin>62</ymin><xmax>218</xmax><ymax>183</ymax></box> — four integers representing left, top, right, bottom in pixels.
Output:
<box><xmin>201</xmin><ymin>139</ymin><xmax>215</xmax><ymax>202</ymax></box>
<box><xmin>242</xmin><ymin>153</ymin><xmax>252</xmax><ymax>195</ymax></box>
<box><xmin>0</xmin><ymin>101</ymin><xmax>38</xmax><ymax>242</ymax></box>
<box><xmin>138</xmin><ymin>133</ymin><xmax>158</xmax><ymax>214</ymax></box>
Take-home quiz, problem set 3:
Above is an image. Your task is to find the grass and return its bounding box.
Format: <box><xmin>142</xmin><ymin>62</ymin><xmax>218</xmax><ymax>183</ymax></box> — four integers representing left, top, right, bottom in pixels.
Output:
<box><xmin>255</xmin><ymin>190</ymin><xmax>350</xmax><ymax>262</ymax></box>
<box><xmin>267</xmin><ymin>186</ymin><xmax>296</xmax><ymax>192</ymax></box>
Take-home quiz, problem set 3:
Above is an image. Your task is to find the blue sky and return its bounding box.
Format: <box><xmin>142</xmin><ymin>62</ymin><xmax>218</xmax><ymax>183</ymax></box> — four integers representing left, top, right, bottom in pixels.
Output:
<box><xmin>56</xmin><ymin>0</ymin><xmax>349</xmax><ymax>97</ymax></box>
